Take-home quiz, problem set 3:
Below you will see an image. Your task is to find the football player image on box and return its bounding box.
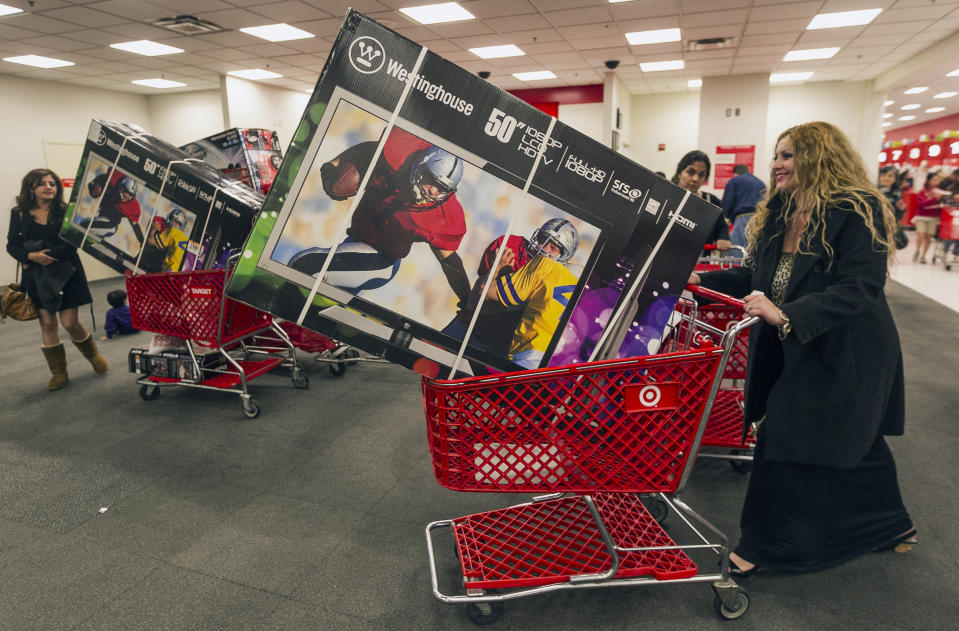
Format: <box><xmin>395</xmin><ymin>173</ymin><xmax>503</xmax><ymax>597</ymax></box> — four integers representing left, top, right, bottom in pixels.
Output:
<box><xmin>76</xmin><ymin>170</ymin><xmax>145</xmax><ymax>244</ymax></box>
<box><xmin>476</xmin><ymin>219</ymin><xmax>579</xmax><ymax>369</ymax></box>
<box><xmin>286</xmin><ymin>127</ymin><xmax>470</xmax><ymax>302</ymax></box>
<box><xmin>140</xmin><ymin>209</ymin><xmax>189</xmax><ymax>272</ymax></box>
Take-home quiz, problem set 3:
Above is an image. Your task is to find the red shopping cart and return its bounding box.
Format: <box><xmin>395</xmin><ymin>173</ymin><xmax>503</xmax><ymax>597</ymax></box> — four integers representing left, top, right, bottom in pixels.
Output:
<box><xmin>695</xmin><ymin>243</ymin><xmax>746</xmax><ymax>272</ymax></box>
<box><xmin>932</xmin><ymin>203</ymin><xmax>959</xmax><ymax>271</ymax></box>
<box><xmin>424</xmin><ymin>296</ymin><xmax>758</xmax><ymax>624</ymax></box>
<box><xmin>126</xmin><ymin>265</ymin><xmax>308</xmax><ymax>417</ymax></box>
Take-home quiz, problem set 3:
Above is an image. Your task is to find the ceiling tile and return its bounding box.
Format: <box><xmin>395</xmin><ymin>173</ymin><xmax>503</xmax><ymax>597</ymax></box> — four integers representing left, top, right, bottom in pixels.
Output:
<box><xmin>848</xmin><ymin>33</ymin><xmax>914</xmax><ymax>47</ymax></box>
<box><xmin>557</xmin><ymin>23</ymin><xmax>619</xmax><ymax>40</ymax></box>
<box><xmin>101</xmin><ymin>23</ymin><xmax>179</xmax><ymax>41</ymax></box>
<box><xmin>749</xmin><ymin>1</ymin><xmax>820</xmax><ymax>22</ymax></box>
<box><xmin>744</xmin><ymin>18</ymin><xmax>811</xmax><ymax>35</ymax></box>
<box><xmin>4</xmin><ymin>12</ymin><xmax>80</xmax><ymax>35</ymax></box>
<box><xmin>86</xmin><ymin>0</ymin><xmax>171</xmax><ymax>20</ymax></box>
<box><xmin>544</xmin><ymin>6</ymin><xmax>613</xmax><ymax>27</ymax></box>
<box><xmin>280</xmin><ymin>37</ymin><xmax>333</xmax><ymax>54</ymax></box>
<box><xmin>484</xmin><ymin>14</ymin><xmax>552</xmax><ymax>33</ymax></box>
<box><xmin>626</xmin><ymin>42</ymin><xmax>683</xmax><ymax>56</ymax></box>
<box><xmin>681</xmin><ymin>25</ymin><xmax>740</xmax><ymax>41</ymax></box>
<box><xmin>683</xmin><ymin>9</ymin><xmax>749</xmax><ymax>28</ymax></box>
<box><xmin>196</xmin><ymin>30</ymin><xmax>262</xmax><ymax>47</ymax></box>
<box><xmin>462</xmin><ymin>0</ymin><xmax>538</xmax><ymax>19</ymax></box>
<box><xmin>40</xmin><ymin>6</ymin><xmax>128</xmax><ymax>28</ymax></box>
<box><xmin>875</xmin><ymin>5</ymin><xmax>955</xmax><ymax>23</ymax></box>
<box><xmin>17</xmin><ymin>35</ymin><xmax>98</xmax><ymax>52</ymax></box>
<box><xmin>150</xmin><ymin>0</ymin><xmax>233</xmax><ymax>13</ymax></box>
<box><xmin>609</xmin><ymin>0</ymin><xmax>679</xmax><ymax>20</ymax></box>
<box><xmin>522</xmin><ymin>40</ymin><xmax>575</xmax><ymax>56</ymax></box>
<box><xmin>193</xmin><ymin>8</ymin><xmax>275</xmax><ymax>30</ymax></box>
<box><xmin>251</xmin><ymin>1</ymin><xmax>325</xmax><ymax>23</ymax></box>
<box><xmin>423</xmin><ymin>21</ymin><xmax>492</xmax><ymax>38</ymax></box>
<box><xmin>682</xmin><ymin>0</ymin><xmax>749</xmax><ymax>12</ymax></box>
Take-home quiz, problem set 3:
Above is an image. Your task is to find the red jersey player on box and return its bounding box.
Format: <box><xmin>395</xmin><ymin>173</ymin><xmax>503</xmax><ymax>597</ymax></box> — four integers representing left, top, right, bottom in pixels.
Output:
<box><xmin>288</xmin><ymin>127</ymin><xmax>469</xmax><ymax>301</ymax></box>
<box><xmin>77</xmin><ymin>170</ymin><xmax>145</xmax><ymax>244</ymax></box>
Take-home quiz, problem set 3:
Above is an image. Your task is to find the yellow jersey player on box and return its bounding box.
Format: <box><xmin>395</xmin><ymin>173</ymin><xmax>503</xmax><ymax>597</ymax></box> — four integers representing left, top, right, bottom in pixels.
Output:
<box><xmin>484</xmin><ymin>218</ymin><xmax>579</xmax><ymax>369</ymax></box>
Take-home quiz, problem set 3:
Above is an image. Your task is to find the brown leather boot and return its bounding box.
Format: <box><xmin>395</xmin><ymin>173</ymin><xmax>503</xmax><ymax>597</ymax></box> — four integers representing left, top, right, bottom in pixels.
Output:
<box><xmin>41</xmin><ymin>343</ymin><xmax>69</xmax><ymax>390</ymax></box>
<box><xmin>72</xmin><ymin>333</ymin><xmax>108</xmax><ymax>374</ymax></box>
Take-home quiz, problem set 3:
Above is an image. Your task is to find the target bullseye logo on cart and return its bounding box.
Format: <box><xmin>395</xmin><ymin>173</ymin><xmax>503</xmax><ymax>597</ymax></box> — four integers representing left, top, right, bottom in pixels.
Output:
<box><xmin>350</xmin><ymin>36</ymin><xmax>385</xmax><ymax>74</ymax></box>
<box><xmin>623</xmin><ymin>382</ymin><xmax>680</xmax><ymax>412</ymax></box>
<box><xmin>638</xmin><ymin>385</ymin><xmax>661</xmax><ymax>407</ymax></box>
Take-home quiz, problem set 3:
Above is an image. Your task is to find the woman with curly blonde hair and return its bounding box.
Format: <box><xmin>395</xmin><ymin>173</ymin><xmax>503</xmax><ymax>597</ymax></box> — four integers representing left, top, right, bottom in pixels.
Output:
<box><xmin>690</xmin><ymin>122</ymin><xmax>914</xmax><ymax>577</ymax></box>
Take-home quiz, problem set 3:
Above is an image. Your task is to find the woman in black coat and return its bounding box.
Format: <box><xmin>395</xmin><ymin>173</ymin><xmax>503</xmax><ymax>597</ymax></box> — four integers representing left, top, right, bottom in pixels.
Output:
<box><xmin>6</xmin><ymin>168</ymin><xmax>108</xmax><ymax>390</ymax></box>
<box><xmin>689</xmin><ymin>122</ymin><xmax>914</xmax><ymax>576</ymax></box>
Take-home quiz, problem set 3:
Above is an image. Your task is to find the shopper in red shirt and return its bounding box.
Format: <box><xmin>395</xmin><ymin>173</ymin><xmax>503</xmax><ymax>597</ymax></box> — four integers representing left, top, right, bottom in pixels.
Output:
<box><xmin>912</xmin><ymin>172</ymin><xmax>946</xmax><ymax>263</ymax></box>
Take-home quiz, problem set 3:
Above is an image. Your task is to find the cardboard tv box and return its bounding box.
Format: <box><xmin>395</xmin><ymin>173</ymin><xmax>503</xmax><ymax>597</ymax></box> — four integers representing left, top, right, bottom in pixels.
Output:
<box><xmin>60</xmin><ymin>120</ymin><xmax>264</xmax><ymax>275</ymax></box>
<box><xmin>180</xmin><ymin>128</ymin><xmax>284</xmax><ymax>194</ymax></box>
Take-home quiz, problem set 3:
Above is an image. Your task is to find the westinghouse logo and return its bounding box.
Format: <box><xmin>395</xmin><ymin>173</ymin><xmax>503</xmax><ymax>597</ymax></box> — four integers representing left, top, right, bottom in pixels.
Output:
<box><xmin>349</xmin><ymin>36</ymin><xmax>385</xmax><ymax>74</ymax></box>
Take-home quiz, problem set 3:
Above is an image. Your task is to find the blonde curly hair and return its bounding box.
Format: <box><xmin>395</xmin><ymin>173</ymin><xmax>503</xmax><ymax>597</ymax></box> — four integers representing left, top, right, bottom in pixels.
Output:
<box><xmin>746</xmin><ymin>121</ymin><xmax>898</xmax><ymax>268</ymax></box>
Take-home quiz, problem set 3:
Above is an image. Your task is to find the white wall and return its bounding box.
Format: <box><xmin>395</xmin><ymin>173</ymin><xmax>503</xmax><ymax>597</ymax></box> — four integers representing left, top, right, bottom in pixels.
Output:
<box><xmin>766</xmin><ymin>80</ymin><xmax>883</xmax><ymax>180</ymax></box>
<box><xmin>558</xmin><ymin>102</ymin><xmax>604</xmax><ymax>144</ymax></box>
<box><xmin>0</xmin><ymin>74</ymin><xmax>151</xmax><ymax>282</ymax></box>
<box><xmin>147</xmin><ymin>90</ymin><xmax>224</xmax><ymax>147</ymax></box>
<box><xmin>628</xmin><ymin>91</ymin><xmax>701</xmax><ymax>177</ymax></box>
<box><xmin>698</xmin><ymin>74</ymin><xmax>770</xmax><ymax>194</ymax></box>
<box><xmin>222</xmin><ymin>76</ymin><xmax>311</xmax><ymax>153</ymax></box>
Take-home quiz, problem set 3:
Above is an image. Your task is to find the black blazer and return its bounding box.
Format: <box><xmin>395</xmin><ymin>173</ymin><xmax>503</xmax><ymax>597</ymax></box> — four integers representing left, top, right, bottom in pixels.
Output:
<box><xmin>699</xmin><ymin>194</ymin><xmax>905</xmax><ymax>468</ymax></box>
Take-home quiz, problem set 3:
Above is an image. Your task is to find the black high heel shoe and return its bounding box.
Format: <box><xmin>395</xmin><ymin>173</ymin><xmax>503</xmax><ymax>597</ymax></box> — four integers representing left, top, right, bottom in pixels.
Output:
<box><xmin>727</xmin><ymin>558</ymin><xmax>761</xmax><ymax>578</ymax></box>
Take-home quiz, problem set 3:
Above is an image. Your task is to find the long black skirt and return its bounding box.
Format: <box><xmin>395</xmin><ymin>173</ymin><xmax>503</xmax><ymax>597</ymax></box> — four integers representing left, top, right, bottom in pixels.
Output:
<box><xmin>734</xmin><ymin>430</ymin><xmax>913</xmax><ymax>572</ymax></box>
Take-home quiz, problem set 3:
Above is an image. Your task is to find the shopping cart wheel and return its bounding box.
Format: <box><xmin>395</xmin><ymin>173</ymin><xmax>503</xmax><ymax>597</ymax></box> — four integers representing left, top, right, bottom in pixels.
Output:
<box><xmin>466</xmin><ymin>601</ymin><xmax>503</xmax><ymax>625</ymax></box>
<box><xmin>242</xmin><ymin>398</ymin><xmax>260</xmax><ymax>419</ymax></box>
<box><xmin>713</xmin><ymin>590</ymin><xmax>749</xmax><ymax>620</ymax></box>
<box><xmin>292</xmin><ymin>370</ymin><xmax>310</xmax><ymax>389</ymax></box>
<box><xmin>643</xmin><ymin>497</ymin><xmax>669</xmax><ymax>523</ymax></box>
<box><xmin>329</xmin><ymin>362</ymin><xmax>348</xmax><ymax>377</ymax></box>
<box><xmin>139</xmin><ymin>384</ymin><xmax>160</xmax><ymax>401</ymax></box>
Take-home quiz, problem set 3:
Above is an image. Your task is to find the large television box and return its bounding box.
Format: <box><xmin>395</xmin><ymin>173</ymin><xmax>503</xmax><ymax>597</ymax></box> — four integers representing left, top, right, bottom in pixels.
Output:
<box><xmin>180</xmin><ymin>128</ymin><xmax>283</xmax><ymax>194</ymax></box>
<box><xmin>226</xmin><ymin>10</ymin><xmax>721</xmax><ymax>378</ymax></box>
<box><xmin>60</xmin><ymin>120</ymin><xmax>264</xmax><ymax>275</ymax></box>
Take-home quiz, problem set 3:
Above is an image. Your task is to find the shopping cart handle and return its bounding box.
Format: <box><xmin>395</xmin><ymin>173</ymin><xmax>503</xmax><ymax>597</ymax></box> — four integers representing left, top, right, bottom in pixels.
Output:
<box><xmin>685</xmin><ymin>284</ymin><xmax>745</xmax><ymax>308</ymax></box>
<box><xmin>701</xmin><ymin>243</ymin><xmax>718</xmax><ymax>250</ymax></box>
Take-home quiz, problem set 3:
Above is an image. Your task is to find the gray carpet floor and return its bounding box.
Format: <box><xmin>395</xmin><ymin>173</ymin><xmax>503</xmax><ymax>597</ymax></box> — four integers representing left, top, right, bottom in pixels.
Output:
<box><xmin>0</xmin><ymin>276</ymin><xmax>956</xmax><ymax>630</ymax></box>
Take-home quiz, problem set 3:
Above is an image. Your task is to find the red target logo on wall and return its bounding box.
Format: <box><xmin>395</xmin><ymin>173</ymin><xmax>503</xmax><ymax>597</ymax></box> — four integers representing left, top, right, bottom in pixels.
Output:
<box><xmin>623</xmin><ymin>382</ymin><xmax>680</xmax><ymax>412</ymax></box>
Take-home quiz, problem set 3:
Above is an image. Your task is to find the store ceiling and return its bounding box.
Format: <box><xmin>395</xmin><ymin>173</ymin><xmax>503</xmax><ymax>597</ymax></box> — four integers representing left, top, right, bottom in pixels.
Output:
<box><xmin>1</xmin><ymin>0</ymin><xmax>958</xmax><ymax>132</ymax></box>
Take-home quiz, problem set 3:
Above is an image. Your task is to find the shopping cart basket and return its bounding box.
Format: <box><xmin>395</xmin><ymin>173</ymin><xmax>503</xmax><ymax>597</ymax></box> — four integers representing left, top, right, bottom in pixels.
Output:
<box><xmin>694</xmin><ymin>243</ymin><xmax>746</xmax><ymax>273</ymax></box>
<box><xmin>424</xmin><ymin>297</ymin><xmax>758</xmax><ymax>624</ymax></box>
<box><xmin>126</xmin><ymin>264</ymin><xmax>308</xmax><ymax>418</ymax></box>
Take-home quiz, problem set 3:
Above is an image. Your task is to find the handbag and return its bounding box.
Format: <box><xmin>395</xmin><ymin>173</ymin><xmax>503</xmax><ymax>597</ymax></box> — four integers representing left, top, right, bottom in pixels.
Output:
<box><xmin>1</xmin><ymin>266</ymin><xmax>39</xmax><ymax>322</ymax></box>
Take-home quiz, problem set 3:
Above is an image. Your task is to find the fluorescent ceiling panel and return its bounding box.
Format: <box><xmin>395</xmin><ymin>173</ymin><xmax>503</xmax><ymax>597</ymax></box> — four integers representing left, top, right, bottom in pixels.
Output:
<box><xmin>132</xmin><ymin>78</ymin><xmax>186</xmax><ymax>88</ymax></box>
<box><xmin>625</xmin><ymin>28</ymin><xmax>681</xmax><ymax>46</ymax></box>
<box><xmin>935</xmin><ymin>92</ymin><xmax>958</xmax><ymax>99</ymax></box>
<box><xmin>3</xmin><ymin>55</ymin><xmax>74</xmax><ymax>68</ymax></box>
<box><xmin>807</xmin><ymin>9</ymin><xmax>882</xmax><ymax>30</ymax></box>
<box><xmin>469</xmin><ymin>45</ymin><xmax>524</xmax><ymax>59</ymax></box>
<box><xmin>227</xmin><ymin>69</ymin><xmax>283</xmax><ymax>80</ymax></box>
<box><xmin>903</xmin><ymin>87</ymin><xmax>928</xmax><ymax>94</ymax></box>
<box><xmin>926</xmin><ymin>107</ymin><xmax>945</xmax><ymax>113</ymax></box>
<box><xmin>239</xmin><ymin>24</ymin><xmax>314</xmax><ymax>42</ymax></box>
<box><xmin>110</xmin><ymin>40</ymin><xmax>184</xmax><ymax>56</ymax></box>
<box><xmin>399</xmin><ymin>3</ymin><xmax>475</xmax><ymax>25</ymax></box>
<box><xmin>783</xmin><ymin>47</ymin><xmax>839</xmax><ymax>61</ymax></box>
<box><xmin>513</xmin><ymin>70</ymin><xmax>556</xmax><ymax>80</ymax></box>
<box><xmin>770</xmin><ymin>72</ymin><xmax>813</xmax><ymax>82</ymax></box>
<box><xmin>640</xmin><ymin>59</ymin><xmax>684</xmax><ymax>72</ymax></box>
<box><xmin>0</xmin><ymin>3</ymin><xmax>23</xmax><ymax>16</ymax></box>
<box><xmin>688</xmin><ymin>79</ymin><xmax>702</xmax><ymax>88</ymax></box>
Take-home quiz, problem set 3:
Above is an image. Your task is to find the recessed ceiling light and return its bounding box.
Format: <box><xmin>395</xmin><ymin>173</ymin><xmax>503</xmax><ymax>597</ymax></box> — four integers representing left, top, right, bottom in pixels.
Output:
<box><xmin>883</xmin><ymin>100</ymin><xmax>894</xmax><ymax>106</ymax></box>
<box><xmin>882</xmin><ymin>122</ymin><xmax>892</xmax><ymax>127</ymax></box>
<box><xmin>770</xmin><ymin>72</ymin><xmax>813</xmax><ymax>83</ymax></box>
<box><xmin>0</xmin><ymin>3</ymin><xmax>23</xmax><ymax>16</ymax></box>
<box><xmin>132</xmin><ymin>78</ymin><xmax>186</xmax><ymax>88</ymax></box>
<box><xmin>883</xmin><ymin>113</ymin><xmax>893</xmax><ymax>118</ymax></box>
<box><xmin>901</xmin><ymin>104</ymin><xmax>921</xmax><ymax>110</ymax></box>
<box><xmin>110</xmin><ymin>40</ymin><xmax>184</xmax><ymax>56</ymax></box>
<box><xmin>399</xmin><ymin>3</ymin><xmax>475</xmax><ymax>25</ymax></box>
<box><xmin>625</xmin><ymin>28</ymin><xmax>681</xmax><ymax>46</ymax></box>
<box><xmin>688</xmin><ymin>79</ymin><xmax>702</xmax><ymax>88</ymax></box>
<box><xmin>227</xmin><ymin>69</ymin><xmax>283</xmax><ymax>80</ymax></box>
<box><xmin>239</xmin><ymin>23</ymin><xmax>314</xmax><ymax>42</ymax></box>
<box><xmin>640</xmin><ymin>59</ymin><xmax>684</xmax><ymax>72</ymax></box>
<box><xmin>947</xmin><ymin>69</ymin><xmax>959</xmax><ymax>77</ymax></box>
<box><xmin>898</xmin><ymin>115</ymin><xmax>916</xmax><ymax>121</ymax></box>
<box><xmin>926</xmin><ymin>106</ymin><xmax>945</xmax><ymax>113</ymax></box>
<box><xmin>807</xmin><ymin>8</ymin><xmax>882</xmax><ymax>30</ymax></box>
<box><xmin>3</xmin><ymin>54</ymin><xmax>75</xmax><ymax>69</ymax></box>
<box><xmin>783</xmin><ymin>47</ymin><xmax>839</xmax><ymax>62</ymax></box>
<box><xmin>934</xmin><ymin>91</ymin><xmax>958</xmax><ymax>99</ymax></box>
<box><xmin>513</xmin><ymin>70</ymin><xmax>556</xmax><ymax>81</ymax></box>
<box><xmin>469</xmin><ymin>45</ymin><xmax>524</xmax><ymax>59</ymax></box>
<box><xmin>904</xmin><ymin>87</ymin><xmax>928</xmax><ymax>94</ymax></box>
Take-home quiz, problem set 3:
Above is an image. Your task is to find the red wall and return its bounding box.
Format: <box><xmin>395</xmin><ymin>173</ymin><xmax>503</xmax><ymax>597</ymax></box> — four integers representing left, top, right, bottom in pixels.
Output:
<box><xmin>508</xmin><ymin>84</ymin><xmax>603</xmax><ymax>106</ymax></box>
<box><xmin>884</xmin><ymin>112</ymin><xmax>959</xmax><ymax>143</ymax></box>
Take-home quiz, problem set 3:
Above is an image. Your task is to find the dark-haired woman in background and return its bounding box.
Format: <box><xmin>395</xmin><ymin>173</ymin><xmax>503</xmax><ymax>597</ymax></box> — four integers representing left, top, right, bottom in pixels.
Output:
<box><xmin>878</xmin><ymin>165</ymin><xmax>908</xmax><ymax>250</ymax></box>
<box><xmin>672</xmin><ymin>150</ymin><xmax>732</xmax><ymax>250</ymax></box>
<box><xmin>689</xmin><ymin>122</ymin><xmax>913</xmax><ymax>577</ymax></box>
<box><xmin>6</xmin><ymin>168</ymin><xmax>108</xmax><ymax>390</ymax></box>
